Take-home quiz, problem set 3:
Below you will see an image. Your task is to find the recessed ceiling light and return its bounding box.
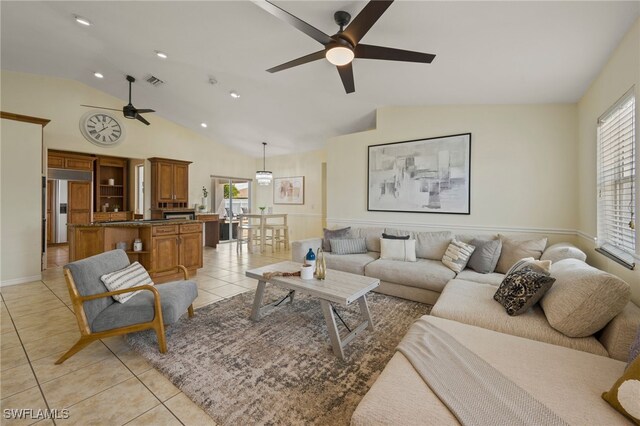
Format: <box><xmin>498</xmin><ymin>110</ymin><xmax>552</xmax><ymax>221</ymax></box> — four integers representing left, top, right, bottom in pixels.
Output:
<box><xmin>93</xmin><ymin>72</ymin><xmax>104</xmax><ymax>79</ymax></box>
<box><xmin>74</xmin><ymin>15</ymin><xmax>91</xmax><ymax>26</ymax></box>
<box><xmin>155</xmin><ymin>51</ymin><xmax>168</xmax><ymax>59</ymax></box>
<box><xmin>200</xmin><ymin>123</ymin><xmax>208</xmax><ymax>128</ymax></box>
<box><xmin>230</xmin><ymin>91</ymin><xmax>240</xmax><ymax>99</ymax></box>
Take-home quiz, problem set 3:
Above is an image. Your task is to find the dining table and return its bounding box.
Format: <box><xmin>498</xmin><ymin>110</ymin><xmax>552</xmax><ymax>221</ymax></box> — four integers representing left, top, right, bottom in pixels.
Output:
<box><xmin>240</xmin><ymin>213</ymin><xmax>288</xmax><ymax>253</ymax></box>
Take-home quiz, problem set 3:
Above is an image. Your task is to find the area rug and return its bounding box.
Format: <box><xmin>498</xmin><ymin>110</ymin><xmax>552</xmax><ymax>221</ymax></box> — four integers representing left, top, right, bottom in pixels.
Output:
<box><xmin>125</xmin><ymin>287</ymin><xmax>431</xmax><ymax>425</ymax></box>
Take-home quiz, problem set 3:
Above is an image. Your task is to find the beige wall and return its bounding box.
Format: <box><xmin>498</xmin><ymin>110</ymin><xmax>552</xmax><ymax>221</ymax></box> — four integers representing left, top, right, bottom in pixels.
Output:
<box><xmin>0</xmin><ymin>71</ymin><xmax>257</xmax><ymax>217</ymax></box>
<box><xmin>576</xmin><ymin>18</ymin><xmax>640</xmax><ymax>304</ymax></box>
<box><xmin>1</xmin><ymin>118</ymin><xmax>43</xmax><ymax>285</ymax></box>
<box><xmin>327</xmin><ymin>105</ymin><xmax>578</xmax><ymax>244</ymax></box>
<box><xmin>254</xmin><ymin>149</ymin><xmax>326</xmax><ymax>241</ymax></box>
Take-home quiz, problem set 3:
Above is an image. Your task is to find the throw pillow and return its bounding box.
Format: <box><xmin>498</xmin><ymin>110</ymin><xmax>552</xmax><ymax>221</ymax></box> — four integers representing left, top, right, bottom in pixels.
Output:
<box><xmin>495</xmin><ymin>235</ymin><xmax>548</xmax><ymax>274</ymax></box>
<box><xmin>541</xmin><ymin>259</ymin><xmax>631</xmax><ymax>337</ymax></box>
<box><xmin>100</xmin><ymin>261</ymin><xmax>154</xmax><ymax>303</ymax></box>
<box><xmin>467</xmin><ymin>239</ymin><xmax>502</xmax><ymax>274</ymax></box>
<box><xmin>414</xmin><ymin>231</ymin><xmax>454</xmax><ymax>260</ymax></box>
<box><xmin>601</xmin><ymin>357</ymin><xmax>640</xmax><ymax>424</ymax></box>
<box><xmin>322</xmin><ymin>227</ymin><xmax>351</xmax><ymax>251</ymax></box>
<box><xmin>493</xmin><ymin>267</ymin><xmax>556</xmax><ymax>316</ymax></box>
<box><xmin>330</xmin><ymin>238</ymin><xmax>367</xmax><ymax>255</ymax></box>
<box><xmin>380</xmin><ymin>238</ymin><xmax>417</xmax><ymax>262</ymax></box>
<box><xmin>382</xmin><ymin>232</ymin><xmax>410</xmax><ymax>240</ymax></box>
<box><xmin>504</xmin><ymin>257</ymin><xmax>552</xmax><ymax>277</ymax></box>
<box><xmin>442</xmin><ymin>240</ymin><xmax>476</xmax><ymax>273</ymax></box>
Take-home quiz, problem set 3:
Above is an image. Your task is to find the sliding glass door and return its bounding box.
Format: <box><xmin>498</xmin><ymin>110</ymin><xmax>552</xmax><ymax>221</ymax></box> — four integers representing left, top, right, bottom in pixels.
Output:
<box><xmin>211</xmin><ymin>177</ymin><xmax>251</xmax><ymax>243</ymax></box>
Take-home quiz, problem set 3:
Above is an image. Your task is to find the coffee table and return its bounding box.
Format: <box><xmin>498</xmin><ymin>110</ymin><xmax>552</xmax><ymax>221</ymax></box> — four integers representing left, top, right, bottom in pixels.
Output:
<box><xmin>246</xmin><ymin>261</ymin><xmax>380</xmax><ymax>360</ymax></box>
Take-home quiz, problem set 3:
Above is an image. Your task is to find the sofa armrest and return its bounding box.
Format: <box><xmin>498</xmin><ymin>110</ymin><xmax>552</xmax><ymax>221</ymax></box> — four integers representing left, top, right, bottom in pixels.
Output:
<box><xmin>291</xmin><ymin>238</ymin><xmax>323</xmax><ymax>263</ymax></box>
<box><xmin>598</xmin><ymin>302</ymin><xmax>640</xmax><ymax>361</ymax></box>
<box><xmin>541</xmin><ymin>243</ymin><xmax>587</xmax><ymax>263</ymax></box>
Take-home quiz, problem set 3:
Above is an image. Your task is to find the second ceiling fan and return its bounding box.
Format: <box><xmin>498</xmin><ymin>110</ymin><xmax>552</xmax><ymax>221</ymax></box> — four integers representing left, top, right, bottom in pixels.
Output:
<box><xmin>255</xmin><ymin>0</ymin><xmax>436</xmax><ymax>94</ymax></box>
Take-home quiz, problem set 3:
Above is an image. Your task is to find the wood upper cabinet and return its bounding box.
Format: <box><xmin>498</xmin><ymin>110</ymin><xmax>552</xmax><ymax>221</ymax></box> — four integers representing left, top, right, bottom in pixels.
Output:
<box><xmin>149</xmin><ymin>157</ymin><xmax>192</xmax><ymax>210</ymax></box>
<box><xmin>48</xmin><ymin>151</ymin><xmax>94</xmax><ymax>171</ymax></box>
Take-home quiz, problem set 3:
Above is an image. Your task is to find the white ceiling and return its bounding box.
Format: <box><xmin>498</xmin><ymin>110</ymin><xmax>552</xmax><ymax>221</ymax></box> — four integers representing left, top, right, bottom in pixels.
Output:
<box><xmin>1</xmin><ymin>1</ymin><xmax>638</xmax><ymax>157</ymax></box>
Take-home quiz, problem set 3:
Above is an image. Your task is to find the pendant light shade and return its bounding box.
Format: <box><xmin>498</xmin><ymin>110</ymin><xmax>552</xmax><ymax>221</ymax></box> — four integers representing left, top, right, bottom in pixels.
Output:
<box><xmin>256</xmin><ymin>142</ymin><xmax>272</xmax><ymax>186</ymax></box>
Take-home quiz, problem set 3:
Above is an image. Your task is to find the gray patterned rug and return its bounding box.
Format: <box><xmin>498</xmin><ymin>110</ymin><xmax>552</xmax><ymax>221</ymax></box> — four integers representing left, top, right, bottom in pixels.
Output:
<box><xmin>126</xmin><ymin>287</ymin><xmax>431</xmax><ymax>425</ymax></box>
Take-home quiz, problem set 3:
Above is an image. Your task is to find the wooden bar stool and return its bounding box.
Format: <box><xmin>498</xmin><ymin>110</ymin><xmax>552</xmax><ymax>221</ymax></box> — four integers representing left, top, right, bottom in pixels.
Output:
<box><xmin>237</xmin><ymin>215</ymin><xmax>260</xmax><ymax>254</ymax></box>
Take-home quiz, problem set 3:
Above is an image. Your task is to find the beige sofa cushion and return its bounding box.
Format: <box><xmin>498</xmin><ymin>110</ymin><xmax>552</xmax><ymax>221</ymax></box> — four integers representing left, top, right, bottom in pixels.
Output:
<box><xmin>431</xmin><ymin>279</ymin><xmax>608</xmax><ymax>356</ymax></box>
<box><xmin>352</xmin><ymin>316</ymin><xmax>628</xmax><ymax>426</ymax></box>
<box><xmin>456</xmin><ymin>270</ymin><xmax>505</xmax><ymax>286</ymax></box>
<box><xmin>412</xmin><ymin>231</ymin><xmax>454</xmax><ymax>260</ymax></box>
<box><xmin>323</xmin><ymin>252</ymin><xmax>379</xmax><ymax>276</ymax></box>
<box><xmin>542</xmin><ymin>259</ymin><xmax>631</xmax><ymax>338</ymax></box>
<box><xmin>598</xmin><ymin>302</ymin><xmax>640</xmax><ymax>362</ymax></box>
<box><xmin>365</xmin><ymin>258</ymin><xmax>455</xmax><ymax>293</ymax></box>
<box><xmin>495</xmin><ymin>234</ymin><xmax>547</xmax><ymax>274</ymax></box>
<box><xmin>353</xmin><ymin>227</ymin><xmax>385</xmax><ymax>252</ymax></box>
<box><xmin>541</xmin><ymin>242</ymin><xmax>587</xmax><ymax>263</ymax></box>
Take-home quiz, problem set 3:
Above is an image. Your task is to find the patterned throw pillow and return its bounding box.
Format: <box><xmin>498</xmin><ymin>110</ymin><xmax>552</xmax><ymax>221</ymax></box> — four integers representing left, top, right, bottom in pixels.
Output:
<box><xmin>442</xmin><ymin>240</ymin><xmax>476</xmax><ymax>273</ymax></box>
<box><xmin>330</xmin><ymin>238</ymin><xmax>367</xmax><ymax>255</ymax></box>
<box><xmin>100</xmin><ymin>261</ymin><xmax>154</xmax><ymax>303</ymax></box>
<box><xmin>493</xmin><ymin>267</ymin><xmax>556</xmax><ymax>316</ymax></box>
<box><xmin>380</xmin><ymin>238</ymin><xmax>417</xmax><ymax>262</ymax></box>
<box><xmin>322</xmin><ymin>227</ymin><xmax>351</xmax><ymax>251</ymax></box>
<box><xmin>602</xmin><ymin>357</ymin><xmax>640</xmax><ymax>424</ymax></box>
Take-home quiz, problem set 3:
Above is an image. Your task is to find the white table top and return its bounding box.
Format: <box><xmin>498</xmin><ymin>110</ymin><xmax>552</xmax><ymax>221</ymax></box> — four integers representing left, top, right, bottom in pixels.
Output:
<box><xmin>246</xmin><ymin>261</ymin><xmax>380</xmax><ymax>306</ymax></box>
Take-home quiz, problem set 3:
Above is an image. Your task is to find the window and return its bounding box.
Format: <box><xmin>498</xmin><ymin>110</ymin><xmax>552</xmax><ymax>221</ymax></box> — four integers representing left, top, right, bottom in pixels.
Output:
<box><xmin>596</xmin><ymin>88</ymin><xmax>636</xmax><ymax>268</ymax></box>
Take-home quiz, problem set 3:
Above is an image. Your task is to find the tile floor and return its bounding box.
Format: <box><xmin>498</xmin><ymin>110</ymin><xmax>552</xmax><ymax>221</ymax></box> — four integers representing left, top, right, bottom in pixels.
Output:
<box><xmin>1</xmin><ymin>243</ymin><xmax>291</xmax><ymax>425</ymax></box>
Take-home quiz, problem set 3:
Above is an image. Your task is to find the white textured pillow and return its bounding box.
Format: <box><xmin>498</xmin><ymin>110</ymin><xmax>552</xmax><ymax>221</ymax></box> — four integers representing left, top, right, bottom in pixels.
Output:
<box><xmin>442</xmin><ymin>240</ymin><xmax>476</xmax><ymax>273</ymax></box>
<box><xmin>504</xmin><ymin>257</ymin><xmax>552</xmax><ymax>277</ymax></box>
<box><xmin>380</xmin><ymin>238</ymin><xmax>417</xmax><ymax>262</ymax></box>
<box><xmin>100</xmin><ymin>261</ymin><xmax>154</xmax><ymax>303</ymax></box>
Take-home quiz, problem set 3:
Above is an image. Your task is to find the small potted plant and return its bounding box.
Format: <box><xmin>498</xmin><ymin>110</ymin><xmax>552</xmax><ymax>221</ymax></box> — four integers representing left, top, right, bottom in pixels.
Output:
<box><xmin>201</xmin><ymin>186</ymin><xmax>208</xmax><ymax>211</ymax></box>
<box><xmin>259</xmin><ymin>206</ymin><xmax>266</xmax><ymax>214</ymax></box>
<box><xmin>113</xmin><ymin>204</ymin><xmax>120</xmax><ymax>212</ymax></box>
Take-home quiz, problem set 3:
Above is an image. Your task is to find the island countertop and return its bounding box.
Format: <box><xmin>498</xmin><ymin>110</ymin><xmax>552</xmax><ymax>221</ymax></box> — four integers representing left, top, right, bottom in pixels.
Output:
<box><xmin>68</xmin><ymin>219</ymin><xmax>203</xmax><ymax>228</ymax></box>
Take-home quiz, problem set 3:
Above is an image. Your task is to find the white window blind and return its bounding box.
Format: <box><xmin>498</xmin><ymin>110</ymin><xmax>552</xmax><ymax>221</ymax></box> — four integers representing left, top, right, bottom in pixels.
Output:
<box><xmin>596</xmin><ymin>89</ymin><xmax>636</xmax><ymax>267</ymax></box>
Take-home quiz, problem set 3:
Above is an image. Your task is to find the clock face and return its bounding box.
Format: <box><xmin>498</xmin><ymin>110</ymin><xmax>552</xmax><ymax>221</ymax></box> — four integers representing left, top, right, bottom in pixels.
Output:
<box><xmin>79</xmin><ymin>111</ymin><xmax>126</xmax><ymax>147</ymax></box>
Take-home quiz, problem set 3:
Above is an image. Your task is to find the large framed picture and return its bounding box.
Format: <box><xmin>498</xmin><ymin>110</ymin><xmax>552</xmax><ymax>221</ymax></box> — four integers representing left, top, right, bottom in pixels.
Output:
<box><xmin>368</xmin><ymin>133</ymin><xmax>471</xmax><ymax>214</ymax></box>
<box><xmin>274</xmin><ymin>176</ymin><xmax>305</xmax><ymax>205</ymax></box>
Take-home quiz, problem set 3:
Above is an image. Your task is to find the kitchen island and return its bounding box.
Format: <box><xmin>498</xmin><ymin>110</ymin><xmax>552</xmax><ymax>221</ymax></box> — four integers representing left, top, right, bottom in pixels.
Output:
<box><xmin>68</xmin><ymin>219</ymin><xmax>203</xmax><ymax>282</ymax></box>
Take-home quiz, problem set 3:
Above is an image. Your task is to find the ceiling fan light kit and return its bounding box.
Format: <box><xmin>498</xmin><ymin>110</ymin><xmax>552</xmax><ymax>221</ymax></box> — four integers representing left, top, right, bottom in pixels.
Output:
<box><xmin>256</xmin><ymin>142</ymin><xmax>273</xmax><ymax>186</ymax></box>
<box><xmin>255</xmin><ymin>0</ymin><xmax>435</xmax><ymax>94</ymax></box>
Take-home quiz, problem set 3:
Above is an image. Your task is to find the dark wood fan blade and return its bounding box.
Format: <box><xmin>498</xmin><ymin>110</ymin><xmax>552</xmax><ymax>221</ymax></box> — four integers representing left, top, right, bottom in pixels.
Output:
<box><xmin>253</xmin><ymin>0</ymin><xmax>332</xmax><ymax>45</ymax></box>
<box><xmin>80</xmin><ymin>104</ymin><xmax>122</xmax><ymax>112</ymax></box>
<box><xmin>135</xmin><ymin>114</ymin><xmax>151</xmax><ymax>126</ymax></box>
<box><xmin>341</xmin><ymin>0</ymin><xmax>393</xmax><ymax>46</ymax></box>
<box><xmin>267</xmin><ymin>50</ymin><xmax>326</xmax><ymax>73</ymax></box>
<box><xmin>355</xmin><ymin>44</ymin><xmax>435</xmax><ymax>63</ymax></box>
<box><xmin>135</xmin><ymin>109</ymin><xmax>155</xmax><ymax>114</ymax></box>
<box><xmin>337</xmin><ymin>63</ymin><xmax>355</xmax><ymax>94</ymax></box>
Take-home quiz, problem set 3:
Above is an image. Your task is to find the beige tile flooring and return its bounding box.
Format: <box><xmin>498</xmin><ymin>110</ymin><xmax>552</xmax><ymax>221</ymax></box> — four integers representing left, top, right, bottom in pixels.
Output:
<box><xmin>1</xmin><ymin>243</ymin><xmax>291</xmax><ymax>425</ymax></box>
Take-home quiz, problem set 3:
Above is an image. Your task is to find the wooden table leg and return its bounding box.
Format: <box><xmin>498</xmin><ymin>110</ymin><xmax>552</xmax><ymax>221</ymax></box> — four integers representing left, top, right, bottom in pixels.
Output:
<box><xmin>260</xmin><ymin>217</ymin><xmax>266</xmax><ymax>253</ymax></box>
<box><xmin>250</xmin><ymin>280</ymin><xmax>267</xmax><ymax>321</ymax></box>
<box><xmin>320</xmin><ymin>300</ymin><xmax>345</xmax><ymax>360</ymax></box>
<box><xmin>358</xmin><ymin>295</ymin><xmax>375</xmax><ymax>331</ymax></box>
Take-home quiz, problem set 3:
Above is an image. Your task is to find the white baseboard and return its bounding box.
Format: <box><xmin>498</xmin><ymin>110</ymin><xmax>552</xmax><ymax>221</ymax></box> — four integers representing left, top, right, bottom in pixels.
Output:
<box><xmin>1</xmin><ymin>274</ymin><xmax>42</xmax><ymax>287</ymax></box>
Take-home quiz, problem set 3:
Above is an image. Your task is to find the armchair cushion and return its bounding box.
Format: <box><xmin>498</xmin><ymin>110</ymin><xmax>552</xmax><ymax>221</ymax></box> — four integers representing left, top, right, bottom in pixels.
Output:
<box><xmin>91</xmin><ymin>280</ymin><xmax>198</xmax><ymax>333</ymax></box>
<box><xmin>65</xmin><ymin>249</ymin><xmax>131</xmax><ymax>327</ymax></box>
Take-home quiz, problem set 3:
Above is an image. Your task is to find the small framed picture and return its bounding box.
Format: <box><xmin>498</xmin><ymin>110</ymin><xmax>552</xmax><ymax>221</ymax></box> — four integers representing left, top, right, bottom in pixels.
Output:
<box><xmin>274</xmin><ymin>176</ymin><xmax>304</xmax><ymax>205</ymax></box>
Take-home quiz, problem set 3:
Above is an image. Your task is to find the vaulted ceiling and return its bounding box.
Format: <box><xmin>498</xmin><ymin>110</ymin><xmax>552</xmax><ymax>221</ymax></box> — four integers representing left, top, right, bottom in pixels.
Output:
<box><xmin>1</xmin><ymin>1</ymin><xmax>638</xmax><ymax>157</ymax></box>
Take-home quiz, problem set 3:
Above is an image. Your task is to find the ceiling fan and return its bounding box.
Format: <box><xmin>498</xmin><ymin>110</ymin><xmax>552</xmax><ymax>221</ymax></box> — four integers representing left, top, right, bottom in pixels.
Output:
<box><xmin>254</xmin><ymin>0</ymin><xmax>436</xmax><ymax>94</ymax></box>
<box><xmin>82</xmin><ymin>75</ymin><xmax>155</xmax><ymax>125</ymax></box>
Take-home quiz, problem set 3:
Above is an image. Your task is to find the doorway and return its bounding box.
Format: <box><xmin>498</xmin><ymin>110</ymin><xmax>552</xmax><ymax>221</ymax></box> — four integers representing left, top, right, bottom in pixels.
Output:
<box><xmin>211</xmin><ymin>177</ymin><xmax>251</xmax><ymax>243</ymax></box>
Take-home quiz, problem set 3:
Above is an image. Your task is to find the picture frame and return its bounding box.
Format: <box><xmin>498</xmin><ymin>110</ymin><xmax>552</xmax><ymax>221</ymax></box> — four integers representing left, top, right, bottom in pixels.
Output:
<box><xmin>274</xmin><ymin>176</ymin><xmax>305</xmax><ymax>205</ymax></box>
<box><xmin>368</xmin><ymin>133</ymin><xmax>471</xmax><ymax>214</ymax></box>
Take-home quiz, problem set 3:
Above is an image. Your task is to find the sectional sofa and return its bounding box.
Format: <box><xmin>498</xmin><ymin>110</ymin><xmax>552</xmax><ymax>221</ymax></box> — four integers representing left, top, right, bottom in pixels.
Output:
<box><xmin>292</xmin><ymin>227</ymin><xmax>640</xmax><ymax>424</ymax></box>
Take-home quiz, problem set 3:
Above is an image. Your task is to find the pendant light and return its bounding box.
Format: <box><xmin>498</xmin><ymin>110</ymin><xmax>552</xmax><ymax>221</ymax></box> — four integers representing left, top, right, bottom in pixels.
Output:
<box><xmin>256</xmin><ymin>142</ymin><xmax>273</xmax><ymax>186</ymax></box>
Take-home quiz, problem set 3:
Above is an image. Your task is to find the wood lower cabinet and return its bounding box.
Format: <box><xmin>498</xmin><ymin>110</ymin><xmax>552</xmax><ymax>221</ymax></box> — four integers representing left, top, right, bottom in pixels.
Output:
<box><xmin>69</xmin><ymin>221</ymin><xmax>204</xmax><ymax>283</ymax></box>
<box><xmin>93</xmin><ymin>211</ymin><xmax>133</xmax><ymax>222</ymax></box>
<box><xmin>68</xmin><ymin>181</ymin><xmax>92</xmax><ymax>225</ymax></box>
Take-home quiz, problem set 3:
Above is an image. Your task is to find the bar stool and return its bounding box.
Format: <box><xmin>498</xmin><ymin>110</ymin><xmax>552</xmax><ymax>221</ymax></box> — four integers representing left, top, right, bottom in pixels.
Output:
<box><xmin>236</xmin><ymin>215</ymin><xmax>259</xmax><ymax>254</ymax></box>
<box><xmin>265</xmin><ymin>224</ymin><xmax>289</xmax><ymax>251</ymax></box>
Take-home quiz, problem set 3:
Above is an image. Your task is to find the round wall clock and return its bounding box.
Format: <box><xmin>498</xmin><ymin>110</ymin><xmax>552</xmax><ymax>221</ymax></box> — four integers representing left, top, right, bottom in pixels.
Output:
<box><xmin>79</xmin><ymin>110</ymin><xmax>126</xmax><ymax>147</ymax></box>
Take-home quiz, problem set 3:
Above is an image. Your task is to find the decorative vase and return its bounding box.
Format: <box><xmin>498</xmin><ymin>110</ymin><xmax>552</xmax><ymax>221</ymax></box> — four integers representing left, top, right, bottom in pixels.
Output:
<box><xmin>315</xmin><ymin>247</ymin><xmax>326</xmax><ymax>280</ymax></box>
<box><xmin>201</xmin><ymin>197</ymin><xmax>208</xmax><ymax>212</ymax></box>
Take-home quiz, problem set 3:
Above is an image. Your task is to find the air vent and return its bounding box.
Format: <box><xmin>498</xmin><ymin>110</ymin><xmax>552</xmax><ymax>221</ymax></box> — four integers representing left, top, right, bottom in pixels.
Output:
<box><xmin>145</xmin><ymin>75</ymin><xmax>165</xmax><ymax>87</ymax></box>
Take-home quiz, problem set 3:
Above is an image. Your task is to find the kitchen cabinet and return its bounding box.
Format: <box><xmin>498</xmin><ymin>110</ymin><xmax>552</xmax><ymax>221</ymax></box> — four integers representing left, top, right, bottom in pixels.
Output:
<box><xmin>93</xmin><ymin>211</ymin><xmax>133</xmax><ymax>222</ymax></box>
<box><xmin>149</xmin><ymin>157</ymin><xmax>192</xmax><ymax>219</ymax></box>
<box><xmin>94</xmin><ymin>155</ymin><xmax>128</xmax><ymax>213</ymax></box>
<box><xmin>48</xmin><ymin>151</ymin><xmax>94</xmax><ymax>171</ymax></box>
<box><xmin>68</xmin><ymin>181</ymin><xmax>92</xmax><ymax>225</ymax></box>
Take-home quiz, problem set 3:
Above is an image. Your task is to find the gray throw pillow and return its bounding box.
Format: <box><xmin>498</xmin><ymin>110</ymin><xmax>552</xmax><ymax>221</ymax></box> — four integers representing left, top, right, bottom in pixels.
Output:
<box><xmin>322</xmin><ymin>227</ymin><xmax>351</xmax><ymax>251</ymax></box>
<box><xmin>330</xmin><ymin>238</ymin><xmax>367</xmax><ymax>255</ymax></box>
<box><xmin>467</xmin><ymin>239</ymin><xmax>502</xmax><ymax>273</ymax></box>
<box><xmin>494</xmin><ymin>267</ymin><xmax>556</xmax><ymax>316</ymax></box>
<box><xmin>382</xmin><ymin>233</ymin><xmax>410</xmax><ymax>240</ymax></box>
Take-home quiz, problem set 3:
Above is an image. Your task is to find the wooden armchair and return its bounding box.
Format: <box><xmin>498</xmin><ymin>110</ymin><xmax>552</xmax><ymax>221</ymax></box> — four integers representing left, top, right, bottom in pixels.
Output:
<box><xmin>56</xmin><ymin>249</ymin><xmax>198</xmax><ymax>364</ymax></box>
